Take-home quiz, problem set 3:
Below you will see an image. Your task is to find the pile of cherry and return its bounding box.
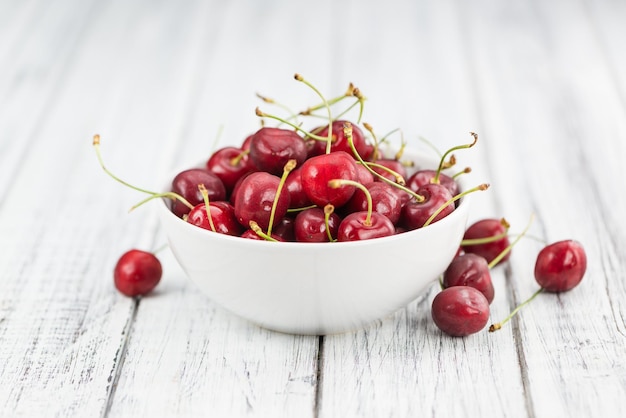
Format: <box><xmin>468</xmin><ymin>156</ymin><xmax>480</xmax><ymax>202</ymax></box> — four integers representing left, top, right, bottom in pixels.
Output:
<box><xmin>96</xmin><ymin>74</ymin><xmax>587</xmax><ymax>337</ymax></box>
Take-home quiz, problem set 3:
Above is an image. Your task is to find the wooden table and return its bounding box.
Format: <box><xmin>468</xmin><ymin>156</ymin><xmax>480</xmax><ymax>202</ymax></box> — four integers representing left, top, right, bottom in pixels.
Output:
<box><xmin>1</xmin><ymin>0</ymin><xmax>625</xmax><ymax>416</ymax></box>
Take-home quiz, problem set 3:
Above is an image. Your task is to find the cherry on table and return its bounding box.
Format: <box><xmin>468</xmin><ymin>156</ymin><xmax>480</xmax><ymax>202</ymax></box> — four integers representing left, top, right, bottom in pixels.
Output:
<box><xmin>443</xmin><ymin>253</ymin><xmax>494</xmax><ymax>304</ymax></box>
<box><xmin>461</xmin><ymin>218</ymin><xmax>511</xmax><ymax>266</ymax></box>
<box><xmin>114</xmin><ymin>249</ymin><xmax>162</xmax><ymax>297</ymax></box>
<box><xmin>431</xmin><ymin>286</ymin><xmax>490</xmax><ymax>337</ymax></box>
<box><xmin>535</xmin><ymin>240</ymin><xmax>587</xmax><ymax>292</ymax></box>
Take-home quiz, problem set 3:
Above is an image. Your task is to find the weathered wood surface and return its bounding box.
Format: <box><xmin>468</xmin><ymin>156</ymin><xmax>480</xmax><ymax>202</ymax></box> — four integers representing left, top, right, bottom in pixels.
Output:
<box><xmin>0</xmin><ymin>0</ymin><xmax>624</xmax><ymax>416</ymax></box>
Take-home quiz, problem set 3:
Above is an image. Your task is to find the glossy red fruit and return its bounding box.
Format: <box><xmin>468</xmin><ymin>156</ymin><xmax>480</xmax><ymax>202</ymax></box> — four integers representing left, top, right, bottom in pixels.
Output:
<box><xmin>372</xmin><ymin>159</ymin><xmax>407</xmax><ymax>183</ymax></box>
<box><xmin>206</xmin><ymin>146</ymin><xmax>256</xmax><ymax>194</ymax></box>
<box><xmin>401</xmin><ymin>183</ymin><xmax>454</xmax><ymax>230</ymax></box>
<box><xmin>248</xmin><ymin>127</ymin><xmax>307</xmax><ymax>175</ymax></box>
<box><xmin>406</xmin><ymin>169</ymin><xmax>459</xmax><ymax>196</ymax></box>
<box><xmin>171</xmin><ymin>168</ymin><xmax>226</xmax><ymax>218</ymax></box>
<box><xmin>308</xmin><ymin>120</ymin><xmax>371</xmax><ymax>158</ymax></box>
<box><xmin>337</xmin><ymin>212</ymin><xmax>395</xmax><ymax>242</ymax></box>
<box><xmin>285</xmin><ymin>167</ymin><xmax>312</xmax><ymax>209</ymax></box>
<box><xmin>431</xmin><ymin>286</ymin><xmax>490</xmax><ymax>337</ymax></box>
<box><xmin>234</xmin><ymin>171</ymin><xmax>290</xmax><ymax>230</ymax></box>
<box><xmin>534</xmin><ymin>240</ymin><xmax>587</xmax><ymax>292</ymax></box>
<box><xmin>300</xmin><ymin>151</ymin><xmax>358</xmax><ymax>208</ymax></box>
<box><xmin>114</xmin><ymin>250</ymin><xmax>162</xmax><ymax>297</ymax></box>
<box><xmin>443</xmin><ymin>253</ymin><xmax>494</xmax><ymax>304</ymax></box>
<box><xmin>462</xmin><ymin>219</ymin><xmax>511</xmax><ymax>266</ymax></box>
<box><xmin>186</xmin><ymin>201</ymin><xmax>243</xmax><ymax>236</ymax></box>
<box><xmin>294</xmin><ymin>207</ymin><xmax>340</xmax><ymax>242</ymax></box>
<box><xmin>344</xmin><ymin>182</ymin><xmax>403</xmax><ymax>225</ymax></box>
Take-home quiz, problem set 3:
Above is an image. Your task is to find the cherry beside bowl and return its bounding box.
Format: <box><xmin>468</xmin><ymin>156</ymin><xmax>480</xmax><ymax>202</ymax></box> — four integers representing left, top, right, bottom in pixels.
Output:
<box><xmin>157</xmin><ymin>149</ymin><xmax>471</xmax><ymax>335</ymax></box>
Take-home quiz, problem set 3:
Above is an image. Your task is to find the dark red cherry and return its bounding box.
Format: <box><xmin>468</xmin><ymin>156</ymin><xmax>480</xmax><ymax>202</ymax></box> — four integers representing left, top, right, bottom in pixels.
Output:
<box><xmin>273</xmin><ymin>216</ymin><xmax>296</xmax><ymax>242</ymax></box>
<box><xmin>534</xmin><ymin>240</ymin><xmax>587</xmax><ymax>292</ymax></box>
<box><xmin>114</xmin><ymin>249</ymin><xmax>162</xmax><ymax>297</ymax></box>
<box><xmin>300</xmin><ymin>151</ymin><xmax>358</xmax><ymax>208</ymax></box>
<box><xmin>443</xmin><ymin>253</ymin><xmax>494</xmax><ymax>304</ymax></box>
<box><xmin>345</xmin><ymin>182</ymin><xmax>403</xmax><ymax>225</ymax></box>
<box><xmin>285</xmin><ymin>166</ymin><xmax>312</xmax><ymax>209</ymax></box>
<box><xmin>248</xmin><ymin>127</ymin><xmax>307</xmax><ymax>175</ymax></box>
<box><xmin>355</xmin><ymin>163</ymin><xmax>375</xmax><ymax>184</ymax></box>
<box><xmin>294</xmin><ymin>207</ymin><xmax>340</xmax><ymax>242</ymax></box>
<box><xmin>234</xmin><ymin>171</ymin><xmax>290</xmax><ymax>230</ymax></box>
<box><xmin>406</xmin><ymin>169</ymin><xmax>459</xmax><ymax>196</ymax></box>
<box><xmin>372</xmin><ymin>159</ymin><xmax>407</xmax><ymax>183</ymax></box>
<box><xmin>206</xmin><ymin>146</ymin><xmax>256</xmax><ymax>194</ymax></box>
<box><xmin>462</xmin><ymin>219</ymin><xmax>511</xmax><ymax>266</ymax></box>
<box><xmin>240</xmin><ymin>229</ymin><xmax>286</xmax><ymax>241</ymax></box>
<box><xmin>309</xmin><ymin>120</ymin><xmax>371</xmax><ymax>158</ymax></box>
<box><xmin>401</xmin><ymin>183</ymin><xmax>454</xmax><ymax>230</ymax></box>
<box><xmin>171</xmin><ymin>168</ymin><xmax>226</xmax><ymax>218</ymax></box>
<box><xmin>186</xmin><ymin>201</ymin><xmax>243</xmax><ymax>236</ymax></box>
<box><xmin>431</xmin><ymin>286</ymin><xmax>490</xmax><ymax>337</ymax></box>
<box><xmin>337</xmin><ymin>211</ymin><xmax>395</xmax><ymax>242</ymax></box>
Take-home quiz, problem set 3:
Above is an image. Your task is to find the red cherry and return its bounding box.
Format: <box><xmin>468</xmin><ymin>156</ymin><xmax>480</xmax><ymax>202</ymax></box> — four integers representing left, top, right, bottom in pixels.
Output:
<box><xmin>240</xmin><ymin>229</ymin><xmax>287</xmax><ymax>241</ymax></box>
<box><xmin>234</xmin><ymin>171</ymin><xmax>290</xmax><ymax>231</ymax></box>
<box><xmin>372</xmin><ymin>158</ymin><xmax>407</xmax><ymax>183</ymax></box>
<box><xmin>285</xmin><ymin>166</ymin><xmax>312</xmax><ymax>209</ymax></box>
<box><xmin>171</xmin><ymin>168</ymin><xmax>226</xmax><ymax>218</ymax></box>
<box><xmin>344</xmin><ymin>182</ymin><xmax>403</xmax><ymax>225</ymax></box>
<box><xmin>294</xmin><ymin>207</ymin><xmax>340</xmax><ymax>242</ymax></box>
<box><xmin>248</xmin><ymin>127</ymin><xmax>307</xmax><ymax>175</ymax></box>
<box><xmin>406</xmin><ymin>169</ymin><xmax>459</xmax><ymax>196</ymax></box>
<box><xmin>443</xmin><ymin>253</ymin><xmax>494</xmax><ymax>304</ymax></box>
<box><xmin>186</xmin><ymin>201</ymin><xmax>243</xmax><ymax>236</ymax></box>
<box><xmin>300</xmin><ymin>151</ymin><xmax>358</xmax><ymax>208</ymax></box>
<box><xmin>114</xmin><ymin>249</ymin><xmax>162</xmax><ymax>297</ymax></box>
<box><xmin>431</xmin><ymin>286</ymin><xmax>490</xmax><ymax>337</ymax></box>
<box><xmin>355</xmin><ymin>163</ymin><xmax>375</xmax><ymax>185</ymax></box>
<box><xmin>337</xmin><ymin>212</ymin><xmax>395</xmax><ymax>242</ymax></box>
<box><xmin>534</xmin><ymin>240</ymin><xmax>587</xmax><ymax>292</ymax></box>
<box><xmin>206</xmin><ymin>146</ymin><xmax>256</xmax><ymax>194</ymax></box>
<box><xmin>308</xmin><ymin>120</ymin><xmax>371</xmax><ymax>158</ymax></box>
<box><xmin>272</xmin><ymin>216</ymin><xmax>296</xmax><ymax>242</ymax></box>
<box><xmin>462</xmin><ymin>219</ymin><xmax>511</xmax><ymax>266</ymax></box>
<box><xmin>400</xmin><ymin>183</ymin><xmax>454</xmax><ymax>230</ymax></box>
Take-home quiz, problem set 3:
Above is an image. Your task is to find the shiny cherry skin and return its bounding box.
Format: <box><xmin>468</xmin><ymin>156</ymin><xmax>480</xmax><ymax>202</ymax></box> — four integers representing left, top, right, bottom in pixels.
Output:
<box><xmin>462</xmin><ymin>219</ymin><xmax>511</xmax><ymax>266</ymax></box>
<box><xmin>344</xmin><ymin>182</ymin><xmax>403</xmax><ymax>225</ymax></box>
<box><xmin>308</xmin><ymin>120</ymin><xmax>371</xmax><ymax>158</ymax></box>
<box><xmin>337</xmin><ymin>212</ymin><xmax>395</xmax><ymax>242</ymax></box>
<box><xmin>534</xmin><ymin>240</ymin><xmax>587</xmax><ymax>292</ymax></box>
<box><xmin>443</xmin><ymin>253</ymin><xmax>494</xmax><ymax>304</ymax></box>
<box><xmin>431</xmin><ymin>286</ymin><xmax>490</xmax><ymax>337</ymax></box>
<box><xmin>300</xmin><ymin>151</ymin><xmax>358</xmax><ymax>208</ymax></box>
<box><xmin>234</xmin><ymin>171</ymin><xmax>290</xmax><ymax>230</ymax></box>
<box><xmin>171</xmin><ymin>168</ymin><xmax>226</xmax><ymax>218</ymax></box>
<box><xmin>272</xmin><ymin>216</ymin><xmax>296</xmax><ymax>242</ymax></box>
<box><xmin>240</xmin><ymin>229</ymin><xmax>286</xmax><ymax>241</ymax></box>
<box><xmin>186</xmin><ymin>201</ymin><xmax>243</xmax><ymax>236</ymax></box>
<box><xmin>401</xmin><ymin>183</ymin><xmax>454</xmax><ymax>230</ymax></box>
<box><xmin>294</xmin><ymin>207</ymin><xmax>340</xmax><ymax>242</ymax></box>
<box><xmin>285</xmin><ymin>166</ymin><xmax>312</xmax><ymax>209</ymax></box>
<box><xmin>114</xmin><ymin>249</ymin><xmax>162</xmax><ymax>297</ymax></box>
<box><xmin>206</xmin><ymin>146</ymin><xmax>256</xmax><ymax>194</ymax></box>
<box><xmin>406</xmin><ymin>169</ymin><xmax>459</xmax><ymax>196</ymax></box>
<box><xmin>355</xmin><ymin>163</ymin><xmax>375</xmax><ymax>184</ymax></box>
<box><xmin>248</xmin><ymin>127</ymin><xmax>307</xmax><ymax>175</ymax></box>
<box><xmin>372</xmin><ymin>158</ymin><xmax>407</xmax><ymax>183</ymax></box>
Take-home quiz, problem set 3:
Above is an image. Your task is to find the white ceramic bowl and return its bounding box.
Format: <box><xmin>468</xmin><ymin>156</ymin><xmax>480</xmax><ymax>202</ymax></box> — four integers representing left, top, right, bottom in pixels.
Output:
<box><xmin>157</xmin><ymin>150</ymin><xmax>471</xmax><ymax>335</ymax></box>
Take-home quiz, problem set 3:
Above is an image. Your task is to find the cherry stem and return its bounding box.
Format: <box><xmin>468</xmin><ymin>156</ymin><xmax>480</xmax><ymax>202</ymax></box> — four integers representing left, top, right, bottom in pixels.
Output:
<box><xmin>287</xmin><ymin>204</ymin><xmax>317</xmax><ymax>213</ymax></box>
<box><xmin>324</xmin><ymin>204</ymin><xmax>337</xmax><ymax>242</ymax></box>
<box><xmin>93</xmin><ymin>134</ymin><xmax>193</xmax><ymax>211</ymax></box>
<box><xmin>198</xmin><ymin>184</ymin><xmax>217</xmax><ymax>233</ymax></box>
<box><xmin>419</xmin><ymin>135</ymin><xmax>443</xmax><ymax>158</ymax></box>
<box><xmin>422</xmin><ymin>183</ymin><xmax>490</xmax><ymax>228</ymax></box>
<box><xmin>249</xmin><ymin>221</ymin><xmax>278</xmax><ymax>242</ymax></box>
<box><xmin>230</xmin><ymin>149</ymin><xmax>250</xmax><ymax>166</ymax></box>
<box><xmin>328</xmin><ymin>178</ymin><xmax>372</xmax><ymax>226</ymax></box>
<box><xmin>294</xmin><ymin>73</ymin><xmax>333</xmax><ymax>154</ymax></box>
<box><xmin>489</xmin><ymin>287</ymin><xmax>544</xmax><ymax>332</ymax></box>
<box><xmin>452</xmin><ymin>167</ymin><xmax>472</xmax><ymax>180</ymax></box>
<box><xmin>255</xmin><ymin>107</ymin><xmax>327</xmax><ymax>141</ymax></box>
<box><xmin>361</xmin><ymin>161</ymin><xmax>406</xmax><ymax>185</ymax></box>
<box><xmin>344</xmin><ymin>122</ymin><xmax>424</xmax><ymax>202</ymax></box>
<box><xmin>487</xmin><ymin>214</ymin><xmax>535</xmax><ymax>269</ymax></box>
<box><xmin>256</xmin><ymin>92</ymin><xmax>297</xmax><ymax>117</ymax></box>
<box><xmin>435</xmin><ymin>132</ymin><xmax>478</xmax><ymax>184</ymax></box>
<box><xmin>299</xmin><ymin>82</ymin><xmax>354</xmax><ymax>115</ymax></box>
<box><xmin>267</xmin><ymin>159</ymin><xmax>297</xmax><ymax>236</ymax></box>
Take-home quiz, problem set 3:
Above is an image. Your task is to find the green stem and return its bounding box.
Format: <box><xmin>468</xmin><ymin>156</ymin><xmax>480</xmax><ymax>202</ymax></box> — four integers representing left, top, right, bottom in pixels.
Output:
<box><xmin>489</xmin><ymin>287</ymin><xmax>544</xmax><ymax>332</ymax></box>
<box><xmin>422</xmin><ymin>184</ymin><xmax>489</xmax><ymax>228</ymax></box>
<box><xmin>487</xmin><ymin>214</ymin><xmax>535</xmax><ymax>269</ymax></box>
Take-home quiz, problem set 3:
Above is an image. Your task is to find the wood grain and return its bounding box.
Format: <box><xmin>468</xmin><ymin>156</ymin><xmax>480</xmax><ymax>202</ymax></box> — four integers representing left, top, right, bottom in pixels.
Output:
<box><xmin>0</xmin><ymin>0</ymin><xmax>625</xmax><ymax>417</ymax></box>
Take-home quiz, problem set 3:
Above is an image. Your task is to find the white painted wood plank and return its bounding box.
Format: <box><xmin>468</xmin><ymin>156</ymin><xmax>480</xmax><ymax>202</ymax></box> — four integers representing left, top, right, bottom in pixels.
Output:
<box><xmin>317</xmin><ymin>1</ymin><xmax>529</xmax><ymax>417</ymax></box>
<box><xmin>458</xmin><ymin>0</ymin><xmax>626</xmax><ymax>417</ymax></box>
